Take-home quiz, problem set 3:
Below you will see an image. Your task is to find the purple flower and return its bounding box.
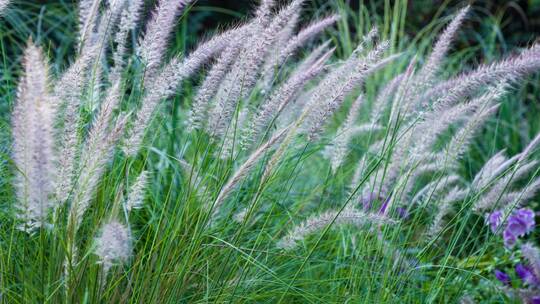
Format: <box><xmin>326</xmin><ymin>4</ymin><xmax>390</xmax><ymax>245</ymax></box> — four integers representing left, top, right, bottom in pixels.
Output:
<box><xmin>396</xmin><ymin>207</ymin><xmax>409</xmax><ymax>219</ymax></box>
<box><xmin>530</xmin><ymin>296</ymin><xmax>540</xmax><ymax>304</ymax></box>
<box><xmin>504</xmin><ymin>229</ymin><xmax>517</xmax><ymax>248</ymax></box>
<box><xmin>516</xmin><ymin>263</ymin><xmax>539</xmax><ymax>286</ymax></box>
<box><xmin>376</xmin><ymin>198</ymin><xmax>409</xmax><ymax>219</ymax></box>
<box><xmin>506</xmin><ymin>208</ymin><xmax>535</xmax><ymax>238</ymax></box>
<box><xmin>494</xmin><ymin>269</ymin><xmax>511</xmax><ymax>285</ymax></box>
<box><xmin>501</xmin><ymin>208</ymin><xmax>535</xmax><ymax>248</ymax></box>
<box><xmin>378</xmin><ymin>197</ymin><xmax>390</xmax><ymax>214</ymax></box>
<box><xmin>488</xmin><ymin>210</ymin><xmax>503</xmax><ymax>233</ymax></box>
<box><xmin>360</xmin><ymin>193</ymin><xmax>379</xmax><ymax>211</ymax></box>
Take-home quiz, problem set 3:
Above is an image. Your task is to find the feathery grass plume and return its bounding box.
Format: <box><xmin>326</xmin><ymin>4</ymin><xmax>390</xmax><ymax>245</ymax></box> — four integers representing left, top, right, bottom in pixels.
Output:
<box><xmin>164</xmin><ymin>25</ymin><xmax>245</xmax><ymax>87</ymax></box>
<box><xmin>257</xmin><ymin>46</ymin><xmax>333</xmax><ymax>131</ymax></box>
<box><xmin>428</xmin><ymin>199</ymin><xmax>452</xmax><ymax>238</ymax></box>
<box><xmin>473</xmin><ymin>132</ymin><xmax>540</xmax><ymax>192</ymax></box>
<box><xmin>262</xmin><ymin>14</ymin><xmax>340</xmax><ymax>87</ymax></box>
<box><xmin>257</xmin><ymin>68</ymin><xmax>351</xmax><ymax>182</ymax></box>
<box><xmin>139</xmin><ymin>0</ymin><xmax>192</xmax><ymax>76</ymax></box>
<box><xmin>471</xmin><ymin>147</ymin><xmax>538</xmax><ymax>195</ymax></box>
<box><xmin>95</xmin><ymin>0</ymin><xmax>129</xmax><ymax>44</ymax></box>
<box><xmin>277</xmin><ymin>207</ymin><xmax>396</xmax><ymax>250</ymax></box>
<box><xmin>305</xmin><ymin>40</ymin><xmax>393</xmax><ymax>141</ymax></box>
<box><xmin>266</xmin><ymin>0</ymin><xmax>300</xmax><ymax>73</ymax></box>
<box><xmin>219</xmin><ymin>107</ymin><xmax>248</xmax><ymax>160</ymax></box>
<box><xmin>471</xmin><ymin>150</ymin><xmax>509</xmax><ymax>190</ymax></box>
<box><xmin>273</xmin><ymin>88</ymin><xmax>313</xmax><ymax>128</ymax></box>
<box><xmin>233</xmin><ymin>0</ymin><xmax>275</xmax><ymax>71</ymax></box>
<box><xmin>77</xmin><ymin>0</ymin><xmax>101</xmax><ymax>50</ymax></box>
<box><xmin>500</xmin><ymin>177</ymin><xmax>540</xmax><ymax>209</ymax></box>
<box><xmin>370</xmin><ymin>73</ymin><xmax>406</xmax><ymax>122</ymax></box>
<box><xmin>82</xmin><ymin>0</ymin><xmax>127</xmax><ymax>60</ymax></box>
<box><xmin>399</xmin><ymin>160</ymin><xmax>441</xmax><ymax>199</ymax></box>
<box><xmin>63</xmin><ymin>111</ymin><xmax>128</xmax><ymax>279</ymax></box>
<box><xmin>360</xmin><ymin>80</ymin><xmax>410</xmax><ymax>197</ymax></box>
<box><xmin>409</xmin><ymin>85</ymin><xmax>500</xmax><ymax>162</ymax></box>
<box><xmin>125</xmin><ymin>171</ymin><xmax>148</xmax><ymax>213</ymax></box>
<box><xmin>94</xmin><ymin>220</ymin><xmax>131</xmax><ymax>275</ymax></box>
<box><xmin>123</xmin><ymin>27</ymin><xmax>235</xmax><ymax>156</ymax></box>
<box><xmin>54</xmin><ymin>46</ymin><xmax>99</xmax><ymax>202</ymax></box>
<box><xmin>212</xmin><ymin>127</ymin><xmax>289</xmax><ymax>219</ymax></box>
<box><xmin>0</xmin><ymin>0</ymin><xmax>9</xmax><ymax>14</ymax></box>
<box><xmin>433</xmin><ymin>44</ymin><xmax>540</xmax><ymax>110</ymax></box>
<box><xmin>518</xmin><ymin>132</ymin><xmax>540</xmax><ymax>162</ymax></box>
<box><xmin>302</xmin><ymin>28</ymin><xmax>377</xmax><ymax>108</ymax></box>
<box><xmin>110</xmin><ymin>0</ymin><xmax>145</xmax><ymax>81</ymax></box>
<box><xmin>295</xmin><ymin>40</ymin><xmax>332</xmax><ymax>73</ymax></box>
<box><xmin>233</xmin><ymin>207</ymin><xmax>248</xmax><ymax>223</ymax></box>
<box><xmin>370</xmin><ymin>82</ymin><xmax>502</xmax><ymax>211</ymax></box>
<box><xmin>424</xmin><ymin>179</ymin><xmax>466</xmax><ymax>237</ymax></box>
<box><xmin>275</xmin><ymin>1</ymin><xmax>298</xmax><ymax>39</ymax></box>
<box><xmin>187</xmin><ymin>31</ymin><xmax>246</xmax><ymax>132</ymax></box>
<box><xmin>326</xmin><ymin>94</ymin><xmax>365</xmax><ymax>173</ymax></box>
<box><xmin>446</xmin><ymin>186</ymin><xmax>469</xmax><ymax>203</ymax></box>
<box><xmin>385</xmin><ymin>56</ymin><xmax>417</xmax><ymax>124</ymax></box>
<box><xmin>415</xmin><ymin>6</ymin><xmax>470</xmax><ymax>89</ymax></box>
<box><xmin>437</xmin><ymin>105</ymin><xmax>501</xmax><ymax>167</ymax></box>
<box><xmin>81</xmin><ymin>81</ymin><xmax>123</xmax><ymax>164</ymax></box>
<box><xmin>70</xmin><ymin>114</ymin><xmax>129</xmax><ymax>229</ymax></box>
<box><xmin>67</xmin><ymin>78</ymin><xmax>125</xmax><ymax>222</ymax></box>
<box><xmin>277</xmin><ymin>14</ymin><xmax>340</xmax><ymax>66</ymax></box>
<box><xmin>347</xmin><ymin>27</ymin><xmax>379</xmax><ymax>58</ymax></box>
<box><xmin>298</xmin><ymin>35</ymin><xmax>380</xmax><ymax>129</ymax></box>
<box><xmin>436</xmin><ymin>85</ymin><xmax>507</xmax><ymax>169</ymax></box>
<box><xmin>473</xmin><ymin>160</ymin><xmax>539</xmax><ymax>212</ymax></box>
<box><xmin>244</xmin><ymin>48</ymin><xmax>332</xmax><ymax>148</ymax></box>
<box><xmin>12</xmin><ymin>41</ymin><xmax>55</xmax><ymax>231</ymax></box>
<box><xmin>411</xmin><ymin>174</ymin><xmax>460</xmax><ymax>204</ymax></box>
<box><xmin>398</xmin><ymin>6</ymin><xmax>468</xmax><ymax>114</ymax></box>
<box><xmin>207</xmin><ymin>0</ymin><xmax>305</xmax><ymax>140</ymax></box>
<box><xmin>254</xmin><ymin>0</ymin><xmax>275</xmax><ymax>22</ymax></box>
<box><xmin>259</xmin><ymin>41</ymin><xmax>387</xmax><ymax>180</ymax></box>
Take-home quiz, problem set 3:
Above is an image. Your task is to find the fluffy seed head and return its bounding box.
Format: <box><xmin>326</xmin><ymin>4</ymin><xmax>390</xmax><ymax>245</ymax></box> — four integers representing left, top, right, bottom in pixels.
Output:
<box><xmin>125</xmin><ymin>171</ymin><xmax>148</xmax><ymax>212</ymax></box>
<box><xmin>139</xmin><ymin>0</ymin><xmax>192</xmax><ymax>74</ymax></box>
<box><xmin>95</xmin><ymin>220</ymin><xmax>131</xmax><ymax>271</ymax></box>
<box><xmin>277</xmin><ymin>207</ymin><xmax>396</xmax><ymax>250</ymax></box>
<box><xmin>12</xmin><ymin>40</ymin><xmax>55</xmax><ymax>231</ymax></box>
<box><xmin>0</xmin><ymin>0</ymin><xmax>10</xmax><ymax>14</ymax></box>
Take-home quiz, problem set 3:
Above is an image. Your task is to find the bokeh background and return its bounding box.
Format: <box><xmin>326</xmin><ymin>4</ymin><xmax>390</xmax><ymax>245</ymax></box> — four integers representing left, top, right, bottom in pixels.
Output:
<box><xmin>3</xmin><ymin>1</ymin><xmax>540</xmax><ymax>54</ymax></box>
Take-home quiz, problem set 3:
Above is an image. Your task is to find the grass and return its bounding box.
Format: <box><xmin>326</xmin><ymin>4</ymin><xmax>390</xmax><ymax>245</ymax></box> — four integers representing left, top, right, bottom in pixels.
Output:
<box><xmin>0</xmin><ymin>1</ymin><xmax>539</xmax><ymax>303</ymax></box>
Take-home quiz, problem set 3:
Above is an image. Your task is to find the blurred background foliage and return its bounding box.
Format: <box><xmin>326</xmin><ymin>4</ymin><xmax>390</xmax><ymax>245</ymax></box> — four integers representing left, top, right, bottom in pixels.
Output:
<box><xmin>2</xmin><ymin>1</ymin><xmax>540</xmax><ymax>57</ymax></box>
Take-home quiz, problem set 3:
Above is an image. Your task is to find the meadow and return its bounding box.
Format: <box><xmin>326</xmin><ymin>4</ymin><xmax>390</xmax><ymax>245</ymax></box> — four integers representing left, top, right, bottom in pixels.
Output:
<box><xmin>0</xmin><ymin>0</ymin><xmax>540</xmax><ymax>303</ymax></box>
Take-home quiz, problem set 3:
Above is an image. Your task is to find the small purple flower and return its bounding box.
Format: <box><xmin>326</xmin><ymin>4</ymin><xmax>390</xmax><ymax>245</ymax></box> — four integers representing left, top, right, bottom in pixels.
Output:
<box><xmin>506</xmin><ymin>208</ymin><xmax>535</xmax><ymax>238</ymax></box>
<box><xmin>500</xmin><ymin>208</ymin><xmax>535</xmax><ymax>248</ymax></box>
<box><xmin>516</xmin><ymin>263</ymin><xmax>539</xmax><ymax>286</ymax></box>
<box><xmin>378</xmin><ymin>198</ymin><xmax>389</xmax><ymax>214</ymax></box>
<box><xmin>376</xmin><ymin>198</ymin><xmax>409</xmax><ymax>219</ymax></box>
<box><xmin>396</xmin><ymin>207</ymin><xmax>409</xmax><ymax>219</ymax></box>
<box><xmin>360</xmin><ymin>193</ymin><xmax>379</xmax><ymax>211</ymax></box>
<box><xmin>488</xmin><ymin>210</ymin><xmax>503</xmax><ymax>233</ymax></box>
<box><xmin>359</xmin><ymin>193</ymin><xmax>408</xmax><ymax>219</ymax></box>
<box><xmin>504</xmin><ymin>229</ymin><xmax>517</xmax><ymax>248</ymax></box>
<box><xmin>530</xmin><ymin>295</ymin><xmax>540</xmax><ymax>304</ymax></box>
<box><xmin>494</xmin><ymin>269</ymin><xmax>511</xmax><ymax>285</ymax></box>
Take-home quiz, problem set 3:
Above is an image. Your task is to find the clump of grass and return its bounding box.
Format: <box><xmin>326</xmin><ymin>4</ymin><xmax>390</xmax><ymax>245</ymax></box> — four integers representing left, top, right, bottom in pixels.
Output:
<box><xmin>2</xmin><ymin>0</ymin><xmax>540</xmax><ymax>302</ymax></box>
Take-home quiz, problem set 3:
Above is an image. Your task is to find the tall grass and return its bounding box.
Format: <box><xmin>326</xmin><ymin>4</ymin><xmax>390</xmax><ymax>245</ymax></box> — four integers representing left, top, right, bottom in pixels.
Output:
<box><xmin>1</xmin><ymin>1</ymin><xmax>540</xmax><ymax>303</ymax></box>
